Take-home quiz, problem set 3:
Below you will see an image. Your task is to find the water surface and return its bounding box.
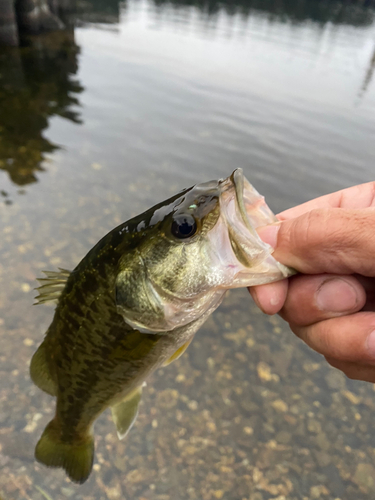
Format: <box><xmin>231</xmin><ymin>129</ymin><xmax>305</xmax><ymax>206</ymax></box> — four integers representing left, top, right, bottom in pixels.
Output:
<box><xmin>1</xmin><ymin>1</ymin><xmax>375</xmax><ymax>499</ymax></box>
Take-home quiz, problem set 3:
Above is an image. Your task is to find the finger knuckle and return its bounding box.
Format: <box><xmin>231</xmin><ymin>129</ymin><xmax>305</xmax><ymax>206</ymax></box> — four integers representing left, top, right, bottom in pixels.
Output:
<box><xmin>294</xmin><ymin>209</ymin><xmax>324</xmax><ymax>250</ymax></box>
<box><xmin>289</xmin><ymin>209</ymin><xmax>334</xmax><ymax>270</ymax></box>
<box><xmin>305</xmin><ymin>322</ymin><xmax>338</xmax><ymax>357</ymax></box>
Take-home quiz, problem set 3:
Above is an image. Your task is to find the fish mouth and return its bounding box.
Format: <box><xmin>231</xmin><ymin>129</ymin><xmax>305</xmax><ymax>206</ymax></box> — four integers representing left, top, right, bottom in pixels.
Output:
<box><xmin>232</xmin><ymin>168</ymin><xmax>263</xmax><ymax>237</ymax></box>
<box><xmin>217</xmin><ymin>168</ymin><xmax>294</xmax><ymax>285</ymax></box>
<box><xmin>231</xmin><ymin>168</ymin><xmax>283</xmax><ymax>235</ymax></box>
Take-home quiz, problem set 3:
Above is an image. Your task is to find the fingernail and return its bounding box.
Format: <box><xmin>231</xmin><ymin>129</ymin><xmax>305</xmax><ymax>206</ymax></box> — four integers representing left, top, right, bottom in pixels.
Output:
<box><xmin>316</xmin><ymin>278</ymin><xmax>358</xmax><ymax>313</ymax></box>
<box><xmin>257</xmin><ymin>222</ymin><xmax>281</xmax><ymax>249</ymax></box>
<box><xmin>366</xmin><ymin>331</ymin><xmax>375</xmax><ymax>359</ymax></box>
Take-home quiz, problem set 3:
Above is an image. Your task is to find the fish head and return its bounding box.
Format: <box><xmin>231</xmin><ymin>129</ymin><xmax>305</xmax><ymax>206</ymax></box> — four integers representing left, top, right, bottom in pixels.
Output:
<box><xmin>115</xmin><ymin>168</ymin><xmax>294</xmax><ymax>333</ymax></box>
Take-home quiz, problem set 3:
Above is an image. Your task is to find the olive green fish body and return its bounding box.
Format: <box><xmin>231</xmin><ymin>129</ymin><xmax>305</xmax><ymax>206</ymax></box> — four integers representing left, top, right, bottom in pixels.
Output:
<box><xmin>44</xmin><ymin>195</ymin><xmax>212</xmax><ymax>430</ymax></box>
<box><xmin>31</xmin><ymin>169</ymin><xmax>294</xmax><ymax>483</ymax></box>
<box><xmin>32</xmin><ymin>198</ymin><xmax>214</xmax><ymax>483</ymax></box>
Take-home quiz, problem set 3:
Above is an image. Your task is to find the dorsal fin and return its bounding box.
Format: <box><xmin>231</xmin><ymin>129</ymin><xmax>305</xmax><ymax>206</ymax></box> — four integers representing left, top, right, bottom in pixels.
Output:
<box><xmin>34</xmin><ymin>268</ymin><xmax>71</xmax><ymax>305</ymax></box>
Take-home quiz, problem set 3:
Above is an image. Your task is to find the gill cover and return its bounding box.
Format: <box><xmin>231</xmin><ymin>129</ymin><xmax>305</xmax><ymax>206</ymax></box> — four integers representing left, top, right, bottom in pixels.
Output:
<box><xmin>115</xmin><ymin>249</ymin><xmax>168</xmax><ymax>333</ymax></box>
<box><xmin>115</xmin><ymin>246</ymin><xmax>225</xmax><ymax>333</ymax></box>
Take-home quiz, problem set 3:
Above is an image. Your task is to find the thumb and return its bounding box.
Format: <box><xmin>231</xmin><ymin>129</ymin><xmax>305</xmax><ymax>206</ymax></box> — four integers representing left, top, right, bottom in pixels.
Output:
<box><xmin>258</xmin><ymin>207</ymin><xmax>375</xmax><ymax>276</ymax></box>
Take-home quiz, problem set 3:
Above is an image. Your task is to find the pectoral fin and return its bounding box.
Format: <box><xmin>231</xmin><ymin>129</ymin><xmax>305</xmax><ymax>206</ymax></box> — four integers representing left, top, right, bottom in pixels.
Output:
<box><xmin>111</xmin><ymin>387</ymin><xmax>142</xmax><ymax>440</ymax></box>
<box><xmin>163</xmin><ymin>339</ymin><xmax>192</xmax><ymax>367</ymax></box>
<box><xmin>30</xmin><ymin>340</ymin><xmax>57</xmax><ymax>396</ymax></box>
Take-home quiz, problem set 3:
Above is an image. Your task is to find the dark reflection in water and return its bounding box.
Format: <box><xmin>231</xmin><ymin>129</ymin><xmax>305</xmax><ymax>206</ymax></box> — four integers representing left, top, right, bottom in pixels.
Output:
<box><xmin>82</xmin><ymin>0</ymin><xmax>375</xmax><ymax>26</ymax></box>
<box><xmin>0</xmin><ymin>30</ymin><xmax>82</xmax><ymax>186</ymax></box>
<box><xmin>0</xmin><ymin>0</ymin><xmax>374</xmax><ymax>189</ymax></box>
<box><xmin>360</xmin><ymin>44</ymin><xmax>375</xmax><ymax>96</ymax></box>
<box><xmin>152</xmin><ymin>0</ymin><xmax>375</xmax><ymax>25</ymax></box>
<box><xmin>76</xmin><ymin>0</ymin><xmax>121</xmax><ymax>24</ymax></box>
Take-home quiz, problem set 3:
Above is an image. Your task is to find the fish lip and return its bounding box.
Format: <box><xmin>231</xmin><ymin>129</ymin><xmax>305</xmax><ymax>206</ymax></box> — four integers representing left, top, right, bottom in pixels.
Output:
<box><xmin>216</xmin><ymin>168</ymin><xmax>264</xmax><ymax>270</ymax></box>
<box><xmin>221</xmin><ymin>168</ymin><xmax>257</xmax><ymax>238</ymax></box>
<box><xmin>230</xmin><ymin>168</ymin><xmax>254</xmax><ymax>234</ymax></box>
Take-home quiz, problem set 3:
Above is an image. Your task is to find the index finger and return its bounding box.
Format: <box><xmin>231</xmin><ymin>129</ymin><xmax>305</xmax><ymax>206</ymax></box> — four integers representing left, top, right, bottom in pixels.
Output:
<box><xmin>278</xmin><ymin>182</ymin><xmax>375</xmax><ymax>220</ymax></box>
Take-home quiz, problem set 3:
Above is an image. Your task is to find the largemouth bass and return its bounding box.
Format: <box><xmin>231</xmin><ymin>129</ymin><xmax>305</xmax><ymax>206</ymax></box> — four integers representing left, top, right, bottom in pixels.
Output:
<box><xmin>31</xmin><ymin>169</ymin><xmax>293</xmax><ymax>484</ymax></box>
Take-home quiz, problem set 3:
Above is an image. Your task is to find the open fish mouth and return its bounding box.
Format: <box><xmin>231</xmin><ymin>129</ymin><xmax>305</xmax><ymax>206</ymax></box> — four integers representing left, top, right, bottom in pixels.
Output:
<box><xmin>217</xmin><ymin>168</ymin><xmax>294</xmax><ymax>286</ymax></box>
<box><xmin>231</xmin><ymin>168</ymin><xmax>283</xmax><ymax>235</ymax></box>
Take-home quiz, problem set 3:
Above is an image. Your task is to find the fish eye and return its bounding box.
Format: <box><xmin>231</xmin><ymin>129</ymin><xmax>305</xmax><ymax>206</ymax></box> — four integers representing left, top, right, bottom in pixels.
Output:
<box><xmin>171</xmin><ymin>214</ymin><xmax>197</xmax><ymax>239</ymax></box>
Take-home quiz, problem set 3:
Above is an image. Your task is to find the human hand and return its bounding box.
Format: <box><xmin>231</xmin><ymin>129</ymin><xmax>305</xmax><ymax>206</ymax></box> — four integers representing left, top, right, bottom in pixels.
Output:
<box><xmin>249</xmin><ymin>182</ymin><xmax>375</xmax><ymax>382</ymax></box>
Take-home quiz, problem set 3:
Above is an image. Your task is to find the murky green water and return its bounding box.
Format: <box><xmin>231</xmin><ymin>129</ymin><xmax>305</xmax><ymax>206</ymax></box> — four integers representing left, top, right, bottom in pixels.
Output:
<box><xmin>1</xmin><ymin>1</ymin><xmax>375</xmax><ymax>499</ymax></box>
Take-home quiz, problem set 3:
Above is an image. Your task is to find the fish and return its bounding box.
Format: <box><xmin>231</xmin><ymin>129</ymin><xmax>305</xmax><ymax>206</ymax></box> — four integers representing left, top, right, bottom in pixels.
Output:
<box><xmin>30</xmin><ymin>168</ymin><xmax>294</xmax><ymax>484</ymax></box>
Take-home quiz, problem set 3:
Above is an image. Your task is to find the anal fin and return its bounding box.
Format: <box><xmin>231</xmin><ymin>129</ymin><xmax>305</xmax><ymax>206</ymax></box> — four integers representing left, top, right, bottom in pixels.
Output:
<box><xmin>111</xmin><ymin>386</ymin><xmax>142</xmax><ymax>440</ymax></box>
<box><xmin>163</xmin><ymin>339</ymin><xmax>192</xmax><ymax>367</ymax></box>
<box><xmin>30</xmin><ymin>340</ymin><xmax>57</xmax><ymax>396</ymax></box>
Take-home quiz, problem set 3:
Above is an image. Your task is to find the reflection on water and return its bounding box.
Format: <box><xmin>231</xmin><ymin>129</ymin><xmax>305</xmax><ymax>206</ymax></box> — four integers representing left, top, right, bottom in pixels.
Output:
<box><xmin>0</xmin><ymin>30</ymin><xmax>82</xmax><ymax>187</ymax></box>
<box><xmin>1</xmin><ymin>0</ymin><xmax>375</xmax><ymax>191</ymax></box>
<box><xmin>0</xmin><ymin>0</ymin><xmax>375</xmax><ymax>499</ymax></box>
<box><xmin>152</xmin><ymin>0</ymin><xmax>375</xmax><ymax>25</ymax></box>
<box><xmin>360</xmin><ymin>44</ymin><xmax>375</xmax><ymax>96</ymax></box>
<box><xmin>76</xmin><ymin>0</ymin><xmax>121</xmax><ymax>24</ymax></box>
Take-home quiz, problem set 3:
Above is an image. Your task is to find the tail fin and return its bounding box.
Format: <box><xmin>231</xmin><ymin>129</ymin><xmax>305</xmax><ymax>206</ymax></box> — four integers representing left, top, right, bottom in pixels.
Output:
<box><xmin>35</xmin><ymin>419</ymin><xmax>95</xmax><ymax>484</ymax></box>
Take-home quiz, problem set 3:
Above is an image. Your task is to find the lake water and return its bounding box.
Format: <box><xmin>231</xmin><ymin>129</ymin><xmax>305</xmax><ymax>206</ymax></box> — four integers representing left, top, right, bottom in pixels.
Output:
<box><xmin>0</xmin><ymin>1</ymin><xmax>375</xmax><ymax>499</ymax></box>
